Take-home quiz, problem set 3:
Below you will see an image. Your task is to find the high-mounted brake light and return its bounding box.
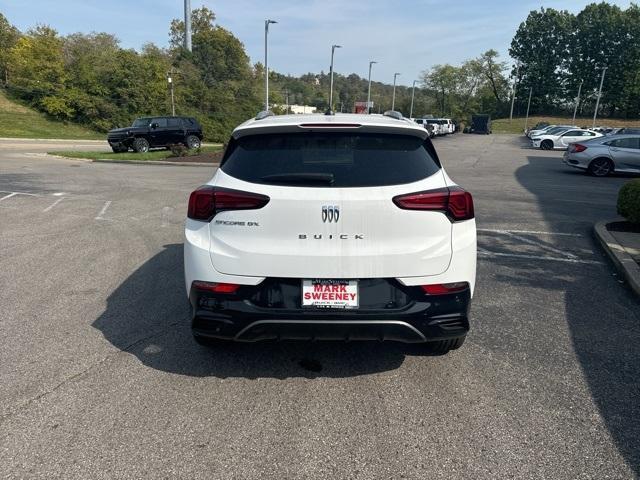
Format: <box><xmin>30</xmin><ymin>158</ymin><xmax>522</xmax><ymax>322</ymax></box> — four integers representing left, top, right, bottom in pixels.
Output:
<box><xmin>392</xmin><ymin>186</ymin><xmax>474</xmax><ymax>221</ymax></box>
<box><xmin>192</xmin><ymin>281</ymin><xmax>240</xmax><ymax>294</ymax></box>
<box><xmin>187</xmin><ymin>186</ymin><xmax>269</xmax><ymax>221</ymax></box>
<box><xmin>570</xmin><ymin>143</ymin><xmax>587</xmax><ymax>153</ymax></box>
<box><xmin>421</xmin><ymin>282</ymin><xmax>469</xmax><ymax>295</ymax></box>
<box><xmin>299</xmin><ymin>123</ymin><xmax>362</xmax><ymax>129</ymax></box>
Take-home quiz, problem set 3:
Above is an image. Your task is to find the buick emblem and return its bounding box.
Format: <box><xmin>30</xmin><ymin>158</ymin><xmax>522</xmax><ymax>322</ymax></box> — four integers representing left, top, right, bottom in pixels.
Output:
<box><xmin>322</xmin><ymin>205</ymin><xmax>339</xmax><ymax>223</ymax></box>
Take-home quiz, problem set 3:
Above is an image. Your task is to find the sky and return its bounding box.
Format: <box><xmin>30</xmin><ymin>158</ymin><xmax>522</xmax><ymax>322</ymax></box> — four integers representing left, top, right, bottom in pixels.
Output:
<box><xmin>0</xmin><ymin>0</ymin><xmax>633</xmax><ymax>86</ymax></box>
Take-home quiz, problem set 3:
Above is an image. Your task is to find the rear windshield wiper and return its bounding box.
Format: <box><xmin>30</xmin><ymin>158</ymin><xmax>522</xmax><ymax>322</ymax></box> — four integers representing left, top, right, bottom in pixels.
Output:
<box><xmin>260</xmin><ymin>173</ymin><xmax>335</xmax><ymax>185</ymax></box>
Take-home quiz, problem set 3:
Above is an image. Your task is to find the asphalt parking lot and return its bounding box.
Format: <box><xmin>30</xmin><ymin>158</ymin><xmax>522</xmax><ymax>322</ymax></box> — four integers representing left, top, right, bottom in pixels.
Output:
<box><xmin>1</xmin><ymin>134</ymin><xmax>639</xmax><ymax>479</ymax></box>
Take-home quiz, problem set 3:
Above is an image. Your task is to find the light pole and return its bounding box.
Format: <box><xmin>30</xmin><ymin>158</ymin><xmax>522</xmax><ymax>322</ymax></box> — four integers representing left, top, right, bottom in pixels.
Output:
<box><xmin>392</xmin><ymin>72</ymin><xmax>401</xmax><ymax>111</ymax></box>
<box><xmin>366</xmin><ymin>60</ymin><xmax>377</xmax><ymax>114</ymax></box>
<box><xmin>409</xmin><ymin>80</ymin><xmax>417</xmax><ymax>119</ymax></box>
<box><xmin>264</xmin><ymin>19</ymin><xmax>277</xmax><ymax>111</ymax></box>
<box><xmin>593</xmin><ymin>66</ymin><xmax>608</xmax><ymax>128</ymax></box>
<box><xmin>524</xmin><ymin>87</ymin><xmax>533</xmax><ymax>131</ymax></box>
<box><xmin>329</xmin><ymin>44</ymin><xmax>342</xmax><ymax>112</ymax></box>
<box><xmin>572</xmin><ymin>79</ymin><xmax>583</xmax><ymax>124</ymax></box>
<box><xmin>184</xmin><ymin>0</ymin><xmax>192</xmax><ymax>51</ymax></box>
<box><xmin>509</xmin><ymin>62</ymin><xmax>520</xmax><ymax>122</ymax></box>
<box><xmin>167</xmin><ymin>69</ymin><xmax>178</xmax><ymax>116</ymax></box>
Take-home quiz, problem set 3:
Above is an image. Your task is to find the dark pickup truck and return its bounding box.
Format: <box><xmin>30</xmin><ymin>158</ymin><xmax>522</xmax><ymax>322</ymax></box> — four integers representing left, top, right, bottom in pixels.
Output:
<box><xmin>107</xmin><ymin>116</ymin><xmax>203</xmax><ymax>153</ymax></box>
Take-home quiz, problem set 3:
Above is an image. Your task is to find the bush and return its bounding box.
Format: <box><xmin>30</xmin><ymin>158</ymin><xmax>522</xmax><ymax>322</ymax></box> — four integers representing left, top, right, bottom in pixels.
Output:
<box><xmin>168</xmin><ymin>144</ymin><xmax>188</xmax><ymax>157</ymax></box>
<box><xmin>617</xmin><ymin>179</ymin><xmax>640</xmax><ymax>224</ymax></box>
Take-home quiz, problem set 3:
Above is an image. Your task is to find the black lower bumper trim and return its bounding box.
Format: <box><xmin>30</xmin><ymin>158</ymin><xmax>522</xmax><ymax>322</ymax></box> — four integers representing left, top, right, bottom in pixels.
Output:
<box><xmin>190</xmin><ymin>279</ymin><xmax>471</xmax><ymax>343</ymax></box>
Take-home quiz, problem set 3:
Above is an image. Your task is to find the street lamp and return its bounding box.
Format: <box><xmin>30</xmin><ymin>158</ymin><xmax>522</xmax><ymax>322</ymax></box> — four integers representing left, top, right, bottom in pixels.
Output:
<box><xmin>524</xmin><ymin>87</ymin><xmax>533</xmax><ymax>132</ymax></box>
<box><xmin>593</xmin><ymin>66</ymin><xmax>607</xmax><ymax>128</ymax></box>
<box><xmin>167</xmin><ymin>73</ymin><xmax>175</xmax><ymax>117</ymax></box>
<box><xmin>572</xmin><ymin>79</ymin><xmax>583</xmax><ymax>124</ymax></box>
<box><xmin>409</xmin><ymin>80</ymin><xmax>417</xmax><ymax>119</ymax></box>
<box><xmin>367</xmin><ymin>60</ymin><xmax>377</xmax><ymax>114</ymax></box>
<box><xmin>391</xmin><ymin>73</ymin><xmax>401</xmax><ymax>111</ymax></box>
<box><xmin>509</xmin><ymin>62</ymin><xmax>520</xmax><ymax>122</ymax></box>
<box><xmin>167</xmin><ymin>68</ymin><xmax>180</xmax><ymax>116</ymax></box>
<box><xmin>264</xmin><ymin>19</ymin><xmax>277</xmax><ymax>111</ymax></box>
<box><xmin>329</xmin><ymin>44</ymin><xmax>342</xmax><ymax>112</ymax></box>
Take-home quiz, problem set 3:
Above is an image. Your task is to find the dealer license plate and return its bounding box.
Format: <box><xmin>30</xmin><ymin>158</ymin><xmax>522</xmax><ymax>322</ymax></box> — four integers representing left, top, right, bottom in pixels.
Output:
<box><xmin>302</xmin><ymin>279</ymin><xmax>359</xmax><ymax>309</ymax></box>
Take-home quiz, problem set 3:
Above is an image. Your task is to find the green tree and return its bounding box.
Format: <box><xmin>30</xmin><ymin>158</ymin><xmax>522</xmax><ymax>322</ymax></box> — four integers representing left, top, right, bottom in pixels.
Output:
<box><xmin>421</xmin><ymin>64</ymin><xmax>459</xmax><ymax>116</ymax></box>
<box><xmin>569</xmin><ymin>3</ymin><xmax>637</xmax><ymax>118</ymax></box>
<box><xmin>8</xmin><ymin>25</ymin><xmax>70</xmax><ymax>116</ymax></box>
<box><xmin>509</xmin><ymin>8</ymin><xmax>573</xmax><ymax>113</ymax></box>
<box><xmin>169</xmin><ymin>6</ymin><xmax>216</xmax><ymax>51</ymax></box>
<box><xmin>0</xmin><ymin>13</ymin><xmax>20</xmax><ymax>86</ymax></box>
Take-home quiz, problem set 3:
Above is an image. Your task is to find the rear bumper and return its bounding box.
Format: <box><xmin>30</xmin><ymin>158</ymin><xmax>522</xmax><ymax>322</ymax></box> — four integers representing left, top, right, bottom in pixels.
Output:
<box><xmin>190</xmin><ymin>281</ymin><xmax>471</xmax><ymax>343</ymax></box>
<box><xmin>562</xmin><ymin>152</ymin><xmax>589</xmax><ymax>169</ymax></box>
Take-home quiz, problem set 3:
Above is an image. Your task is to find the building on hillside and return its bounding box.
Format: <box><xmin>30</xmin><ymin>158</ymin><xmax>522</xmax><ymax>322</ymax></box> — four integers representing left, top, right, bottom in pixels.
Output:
<box><xmin>273</xmin><ymin>104</ymin><xmax>318</xmax><ymax>114</ymax></box>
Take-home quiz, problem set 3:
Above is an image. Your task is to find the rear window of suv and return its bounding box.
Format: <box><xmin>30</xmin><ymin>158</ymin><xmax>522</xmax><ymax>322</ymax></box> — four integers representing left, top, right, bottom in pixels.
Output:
<box><xmin>220</xmin><ymin>132</ymin><xmax>441</xmax><ymax>187</ymax></box>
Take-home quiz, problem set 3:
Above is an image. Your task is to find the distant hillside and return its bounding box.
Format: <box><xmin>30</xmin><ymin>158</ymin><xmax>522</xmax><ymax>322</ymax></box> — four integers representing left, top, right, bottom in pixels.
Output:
<box><xmin>0</xmin><ymin>89</ymin><xmax>102</xmax><ymax>140</ymax></box>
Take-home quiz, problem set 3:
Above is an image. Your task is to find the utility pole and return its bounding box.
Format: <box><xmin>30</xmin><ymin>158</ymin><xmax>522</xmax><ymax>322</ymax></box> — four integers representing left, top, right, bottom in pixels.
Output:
<box><xmin>329</xmin><ymin>44</ymin><xmax>342</xmax><ymax>112</ymax></box>
<box><xmin>572</xmin><ymin>79</ymin><xmax>583</xmax><ymax>124</ymax></box>
<box><xmin>509</xmin><ymin>63</ymin><xmax>520</xmax><ymax>122</ymax></box>
<box><xmin>167</xmin><ymin>69</ymin><xmax>177</xmax><ymax>116</ymax></box>
<box><xmin>184</xmin><ymin>0</ymin><xmax>192</xmax><ymax>52</ymax></box>
<box><xmin>392</xmin><ymin>73</ymin><xmax>400</xmax><ymax>111</ymax></box>
<box><xmin>593</xmin><ymin>66</ymin><xmax>608</xmax><ymax>128</ymax></box>
<box><xmin>264</xmin><ymin>19</ymin><xmax>277</xmax><ymax>111</ymax></box>
<box><xmin>367</xmin><ymin>60</ymin><xmax>377</xmax><ymax>114</ymax></box>
<box><xmin>524</xmin><ymin>87</ymin><xmax>532</xmax><ymax>131</ymax></box>
<box><xmin>409</xmin><ymin>80</ymin><xmax>417</xmax><ymax>119</ymax></box>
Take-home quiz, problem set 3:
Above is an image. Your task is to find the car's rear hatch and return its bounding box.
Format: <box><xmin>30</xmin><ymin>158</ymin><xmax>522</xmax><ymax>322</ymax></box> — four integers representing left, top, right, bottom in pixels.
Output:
<box><xmin>208</xmin><ymin>120</ymin><xmax>452</xmax><ymax>279</ymax></box>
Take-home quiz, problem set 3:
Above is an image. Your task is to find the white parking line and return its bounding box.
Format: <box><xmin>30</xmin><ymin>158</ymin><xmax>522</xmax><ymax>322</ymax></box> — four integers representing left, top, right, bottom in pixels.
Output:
<box><xmin>478</xmin><ymin>228</ymin><xmax>582</xmax><ymax>238</ymax></box>
<box><xmin>95</xmin><ymin>201</ymin><xmax>112</xmax><ymax>220</ymax></box>
<box><xmin>0</xmin><ymin>192</ymin><xmax>18</xmax><ymax>202</ymax></box>
<box><xmin>501</xmin><ymin>231</ymin><xmax>578</xmax><ymax>259</ymax></box>
<box><xmin>43</xmin><ymin>196</ymin><xmax>65</xmax><ymax>212</ymax></box>
<box><xmin>0</xmin><ymin>191</ymin><xmax>41</xmax><ymax>202</ymax></box>
<box><xmin>0</xmin><ymin>190</ymin><xmax>38</xmax><ymax>196</ymax></box>
<box><xmin>478</xmin><ymin>250</ymin><xmax>603</xmax><ymax>265</ymax></box>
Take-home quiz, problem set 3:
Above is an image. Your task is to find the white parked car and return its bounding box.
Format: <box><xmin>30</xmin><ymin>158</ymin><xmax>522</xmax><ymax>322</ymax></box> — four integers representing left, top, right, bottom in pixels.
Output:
<box><xmin>531</xmin><ymin>128</ymin><xmax>602</xmax><ymax>150</ymax></box>
<box><xmin>443</xmin><ymin>118</ymin><xmax>455</xmax><ymax>134</ymax></box>
<box><xmin>527</xmin><ymin>124</ymin><xmax>576</xmax><ymax>139</ymax></box>
<box><xmin>422</xmin><ymin>118</ymin><xmax>442</xmax><ymax>136</ymax></box>
<box><xmin>414</xmin><ymin>118</ymin><xmax>436</xmax><ymax>138</ymax></box>
<box><xmin>184</xmin><ymin>111</ymin><xmax>477</xmax><ymax>354</ymax></box>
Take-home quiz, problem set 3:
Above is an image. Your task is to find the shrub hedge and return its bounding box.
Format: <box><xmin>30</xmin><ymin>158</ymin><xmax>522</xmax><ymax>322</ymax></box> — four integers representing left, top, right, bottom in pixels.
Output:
<box><xmin>617</xmin><ymin>179</ymin><xmax>640</xmax><ymax>224</ymax></box>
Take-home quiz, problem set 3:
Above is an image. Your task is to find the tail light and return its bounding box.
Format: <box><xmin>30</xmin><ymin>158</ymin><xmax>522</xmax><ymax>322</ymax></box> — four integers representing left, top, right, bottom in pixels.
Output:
<box><xmin>192</xmin><ymin>281</ymin><xmax>240</xmax><ymax>294</ymax></box>
<box><xmin>393</xmin><ymin>186</ymin><xmax>474</xmax><ymax>221</ymax></box>
<box><xmin>421</xmin><ymin>282</ymin><xmax>469</xmax><ymax>295</ymax></box>
<box><xmin>187</xmin><ymin>186</ymin><xmax>269</xmax><ymax>221</ymax></box>
<box><xmin>570</xmin><ymin>143</ymin><xmax>587</xmax><ymax>153</ymax></box>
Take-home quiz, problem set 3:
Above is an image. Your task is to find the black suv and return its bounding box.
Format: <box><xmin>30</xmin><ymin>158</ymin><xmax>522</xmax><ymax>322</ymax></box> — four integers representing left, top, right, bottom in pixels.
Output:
<box><xmin>107</xmin><ymin>116</ymin><xmax>203</xmax><ymax>153</ymax></box>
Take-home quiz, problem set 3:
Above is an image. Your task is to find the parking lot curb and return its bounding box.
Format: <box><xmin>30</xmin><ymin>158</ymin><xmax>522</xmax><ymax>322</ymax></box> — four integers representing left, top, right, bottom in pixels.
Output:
<box><xmin>92</xmin><ymin>158</ymin><xmax>218</xmax><ymax>167</ymax></box>
<box><xmin>594</xmin><ymin>220</ymin><xmax>640</xmax><ymax>297</ymax></box>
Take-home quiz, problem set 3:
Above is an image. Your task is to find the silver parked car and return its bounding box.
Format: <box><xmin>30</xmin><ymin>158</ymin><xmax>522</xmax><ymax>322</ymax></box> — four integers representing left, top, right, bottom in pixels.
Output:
<box><xmin>563</xmin><ymin>134</ymin><xmax>640</xmax><ymax>176</ymax></box>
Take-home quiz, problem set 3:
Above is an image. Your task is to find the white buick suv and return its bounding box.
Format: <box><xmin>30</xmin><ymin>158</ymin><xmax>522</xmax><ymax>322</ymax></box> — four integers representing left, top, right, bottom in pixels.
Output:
<box><xmin>184</xmin><ymin>111</ymin><xmax>476</xmax><ymax>354</ymax></box>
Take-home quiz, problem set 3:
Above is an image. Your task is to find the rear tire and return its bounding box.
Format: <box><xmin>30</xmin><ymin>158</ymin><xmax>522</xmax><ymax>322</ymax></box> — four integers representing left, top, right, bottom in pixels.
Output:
<box><xmin>425</xmin><ymin>336</ymin><xmax>465</xmax><ymax>355</ymax></box>
<box><xmin>133</xmin><ymin>137</ymin><xmax>150</xmax><ymax>153</ymax></box>
<box><xmin>185</xmin><ymin>135</ymin><xmax>201</xmax><ymax>150</ymax></box>
<box><xmin>588</xmin><ymin>157</ymin><xmax>613</xmax><ymax>177</ymax></box>
<box><xmin>541</xmin><ymin>140</ymin><xmax>553</xmax><ymax>150</ymax></box>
